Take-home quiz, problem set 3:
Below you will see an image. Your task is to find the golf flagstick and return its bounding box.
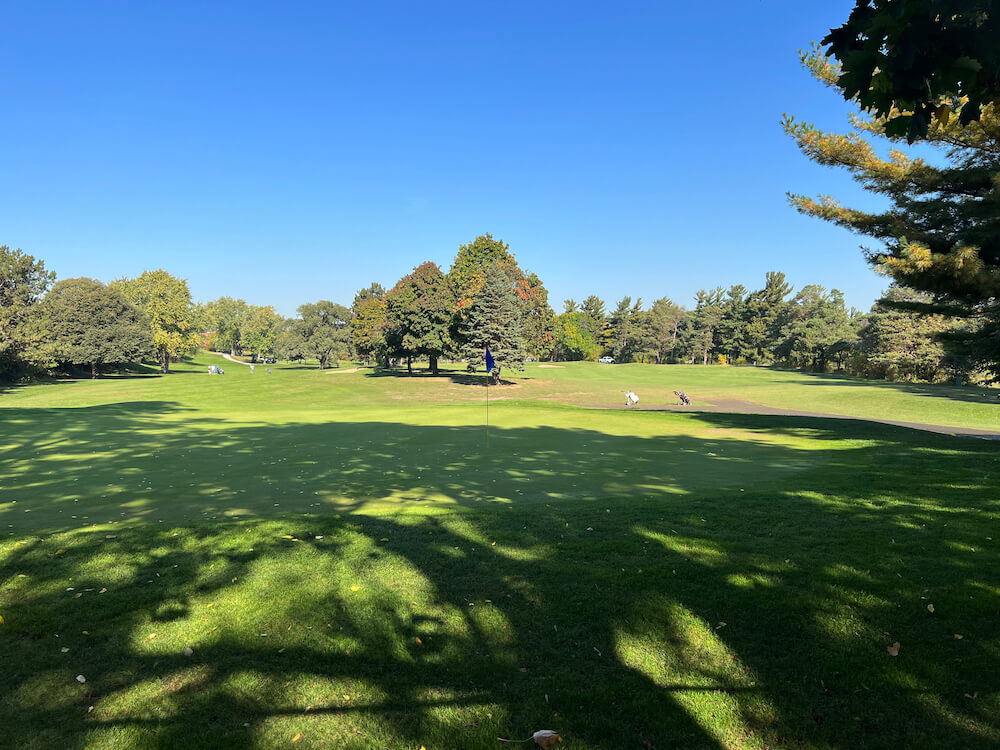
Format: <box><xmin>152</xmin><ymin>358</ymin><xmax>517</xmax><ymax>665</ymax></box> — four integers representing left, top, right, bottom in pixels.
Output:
<box><xmin>484</xmin><ymin>347</ymin><xmax>495</xmax><ymax>450</ymax></box>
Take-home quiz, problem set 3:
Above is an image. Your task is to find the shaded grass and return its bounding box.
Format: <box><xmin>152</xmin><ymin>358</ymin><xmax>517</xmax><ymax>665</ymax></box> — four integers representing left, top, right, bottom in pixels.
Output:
<box><xmin>1</xmin><ymin>354</ymin><xmax>998</xmax><ymax>748</ymax></box>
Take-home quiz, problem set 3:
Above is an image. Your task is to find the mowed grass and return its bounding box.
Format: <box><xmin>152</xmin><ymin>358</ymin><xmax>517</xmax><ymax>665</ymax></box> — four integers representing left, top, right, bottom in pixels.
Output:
<box><xmin>1</xmin><ymin>354</ymin><xmax>998</xmax><ymax>749</ymax></box>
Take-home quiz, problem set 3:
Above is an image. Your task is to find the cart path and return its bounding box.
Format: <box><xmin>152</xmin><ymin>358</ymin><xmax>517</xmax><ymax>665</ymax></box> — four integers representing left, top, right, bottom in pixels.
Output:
<box><xmin>586</xmin><ymin>398</ymin><xmax>1000</xmax><ymax>440</ymax></box>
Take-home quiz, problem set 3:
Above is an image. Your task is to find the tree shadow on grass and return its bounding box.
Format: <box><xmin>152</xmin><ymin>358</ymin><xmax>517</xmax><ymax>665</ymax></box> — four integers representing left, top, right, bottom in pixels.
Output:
<box><xmin>364</xmin><ymin>367</ymin><xmax>525</xmax><ymax>386</ymax></box>
<box><xmin>1</xmin><ymin>407</ymin><xmax>998</xmax><ymax>748</ymax></box>
<box><xmin>784</xmin><ymin>368</ymin><xmax>999</xmax><ymax>406</ymax></box>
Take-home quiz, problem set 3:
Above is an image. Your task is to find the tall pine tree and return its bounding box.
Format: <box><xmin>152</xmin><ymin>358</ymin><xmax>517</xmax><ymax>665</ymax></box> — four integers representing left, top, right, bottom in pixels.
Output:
<box><xmin>459</xmin><ymin>261</ymin><xmax>526</xmax><ymax>376</ymax></box>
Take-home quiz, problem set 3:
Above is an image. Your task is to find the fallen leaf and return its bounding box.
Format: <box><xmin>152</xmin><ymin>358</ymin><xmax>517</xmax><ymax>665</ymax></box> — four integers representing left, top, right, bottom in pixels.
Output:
<box><xmin>76</xmin><ymin>674</ymin><xmax>86</xmax><ymax>683</ymax></box>
<box><xmin>965</xmin><ymin>692</ymin><xmax>978</xmax><ymax>699</ymax></box>
<box><xmin>415</xmin><ymin>637</ymin><xmax>423</xmax><ymax>646</ymax></box>
<box><xmin>716</xmin><ymin>622</ymin><xmax>727</xmax><ymax>629</ymax></box>
<box><xmin>350</xmin><ymin>585</ymin><xmax>361</xmax><ymax>592</ymax></box>
<box><xmin>887</xmin><ymin>642</ymin><xmax>900</xmax><ymax>657</ymax></box>
<box><xmin>99</xmin><ymin>588</ymin><xmax>107</xmax><ymax>594</ymax></box>
<box><xmin>380</xmin><ymin>537</ymin><xmax>389</xmax><ymax>541</ymax></box>
<box><xmin>0</xmin><ymin>615</ymin><xmax>4</xmax><ymax>625</ymax></box>
<box><xmin>533</xmin><ymin>729</ymin><xmax>563</xmax><ymax>747</ymax></box>
<box><xmin>292</xmin><ymin>732</ymin><xmax>303</xmax><ymax>742</ymax></box>
<box><xmin>61</xmin><ymin>647</ymin><xmax>69</xmax><ymax>653</ymax></box>
<box><xmin>927</xmin><ymin>604</ymin><xmax>935</xmax><ymax>613</ymax></box>
<box><xmin>183</xmin><ymin>647</ymin><xmax>193</xmax><ymax>656</ymax></box>
<box><xmin>954</xmin><ymin>634</ymin><xmax>963</xmax><ymax>640</ymax></box>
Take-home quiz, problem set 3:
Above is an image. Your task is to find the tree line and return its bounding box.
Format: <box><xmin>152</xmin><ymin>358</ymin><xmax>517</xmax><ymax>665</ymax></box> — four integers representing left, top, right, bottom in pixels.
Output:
<box><xmin>0</xmin><ymin>233</ymin><xmax>984</xmax><ymax>385</ymax></box>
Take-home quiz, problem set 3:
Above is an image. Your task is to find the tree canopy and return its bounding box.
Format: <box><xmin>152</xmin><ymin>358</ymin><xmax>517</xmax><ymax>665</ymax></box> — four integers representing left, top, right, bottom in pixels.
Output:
<box><xmin>288</xmin><ymin>301</ymin><xmax>352</xmax><ymax>369</ymax></box>
<box><xmin>42</xmin><ymin>278</ymin><xmax>152</xmax><ymax>377</ymax></box>
<box><xmin>823</xmin><ymin>0</ymin><xmax>1000</xmax><ymax>141</ymax></box>
<box><xmin>385</xmin><ymin>262</ymin><xmax>455</xmax><ymax>374</ymax></box>
<box><xmin>786</xmin><ymin>48</ymin><xmax>1000</xmax><ymax>379</ymax></box>
<box><xmin>111</xmin><ymin>269</ymin><xmax>200</xmax><ymax>373</ymax></box>
<box><xmin>0</xmin><ymin>245</ymin><xmax>55</xmax><ymax>378</ymax></box>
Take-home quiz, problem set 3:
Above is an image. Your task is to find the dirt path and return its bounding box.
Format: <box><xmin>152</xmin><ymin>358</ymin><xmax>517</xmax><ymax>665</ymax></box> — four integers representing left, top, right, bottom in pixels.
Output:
<box><xmin>219</xmin><ymin>353</ymin><xmax>251</xmax><ymax>366</ymax></box>
<box><xmin>587</xmin><ymin>398</ymin><xmax>1000</xmax><ymax>440</ymax></box>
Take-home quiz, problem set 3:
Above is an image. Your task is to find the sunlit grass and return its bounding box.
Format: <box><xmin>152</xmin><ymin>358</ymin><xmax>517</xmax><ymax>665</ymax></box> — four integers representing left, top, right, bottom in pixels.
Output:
<box><xmin>1</xmin><ymin>354</ymin><xmax>998</xmax><ymax>748</ymax></box>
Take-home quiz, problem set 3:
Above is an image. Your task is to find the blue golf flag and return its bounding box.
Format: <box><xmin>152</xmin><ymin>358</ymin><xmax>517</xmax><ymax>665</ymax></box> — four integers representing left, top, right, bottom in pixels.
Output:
<box><xmin>485</xmin><ymin>347</ymin><xmax>495</xmax><ymax>372</ymax></box>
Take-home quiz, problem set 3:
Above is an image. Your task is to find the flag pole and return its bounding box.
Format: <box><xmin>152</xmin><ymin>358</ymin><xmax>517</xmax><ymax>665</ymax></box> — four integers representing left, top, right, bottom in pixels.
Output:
<box><xmin>484</xmin><ymin>347</ymin><xmax>494</xmax><ymax>450</ymax></box>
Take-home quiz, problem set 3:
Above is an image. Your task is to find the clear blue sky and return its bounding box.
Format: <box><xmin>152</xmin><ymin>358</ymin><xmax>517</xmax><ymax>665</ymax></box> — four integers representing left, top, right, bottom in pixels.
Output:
<box><xmin>2</xmin><ymin>1</ymin><xmax>893</xmax><ymax>316</ymax></box>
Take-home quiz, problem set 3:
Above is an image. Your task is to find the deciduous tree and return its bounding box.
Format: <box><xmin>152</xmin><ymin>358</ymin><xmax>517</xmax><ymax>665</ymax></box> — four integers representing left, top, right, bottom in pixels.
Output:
<box><xmin>112</xmin><ymin>270</ymin><xmax>200</xmax><ymax>373</ymax></box>
<box><xmin>289</xmin><ymin>301</ymin><xmax>352</xmax><ymax>369</ymax></box>
<box><xmin>42</xmin><ymin>278</ymin><xmax>152</xmax><ymax>377</ymax></box>
<box><xmin>0</xmin><ymin>245</ymin><xmax>55</xmax><ymax>379</ymax></box>
<box><xmin>385</xmin><ymin>262</ymin><xmax>455</xmax><ymax>374</ymax></box>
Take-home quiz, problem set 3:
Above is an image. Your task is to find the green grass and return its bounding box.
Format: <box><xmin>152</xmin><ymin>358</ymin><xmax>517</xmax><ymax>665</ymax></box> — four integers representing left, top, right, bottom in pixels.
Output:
<box><xmin>1</xmin><ymin>354</ymin><xmax>998</xmax><ymax>748</ymax></box>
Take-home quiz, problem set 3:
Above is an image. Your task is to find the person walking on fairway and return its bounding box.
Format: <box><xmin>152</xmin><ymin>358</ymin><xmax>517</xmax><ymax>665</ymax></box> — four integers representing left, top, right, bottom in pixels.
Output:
<box><xmin>250</xmin><ymin>364</ymin><xmax>255</xmax><ymax>374</ymax></box>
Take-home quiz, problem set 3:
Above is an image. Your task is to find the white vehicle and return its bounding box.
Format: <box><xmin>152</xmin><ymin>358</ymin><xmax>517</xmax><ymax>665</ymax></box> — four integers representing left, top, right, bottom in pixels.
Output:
<box><xmin>599</xmin><ymin>356</ymin><xmax>614</xmax><ymax>364</ymax></box>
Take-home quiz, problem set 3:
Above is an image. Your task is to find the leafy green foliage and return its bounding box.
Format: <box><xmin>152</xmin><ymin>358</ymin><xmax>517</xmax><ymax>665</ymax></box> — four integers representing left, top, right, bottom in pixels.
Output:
<box><xmin>385</xmin><ymin>262</ymin><xmax>455</xmax><ymax>374</ymax></box>
<box><xmin>0</xmin><ymin>245</ymin><xmax>55</xmax><ymax>379</ymax></box>
<box><xmin>203</xmin><ymin>297</ymin><xmax>251</xmax><ymax>355</ymax></box>
<box><xmin>554</xmin><ymin>311</ymin><xmax>601</xmax><ymax>361</ymax></box>
<box><xmin>824</xmin><ymin>0</ymin><xmax>1000</xmax><ymax>141</ymax></box>
<box><xmin>457</xmin><ymin>261</ymin><xmax>527</xmax><ymax>372</ymax></box>
<box><xmin>775</xmin><ymin>286</ymin><xmax>859</xmax><ymax>371</ymax></box>
<box><xmin>240</xmin><ymin>306</ymin><xmax>283</xmax><ymax>362</ymax></box>
<box><xmin>111</xmin><ymin>270</ymin><xmax>200</xmax><ymax>373</ymax></box>
<box><xmin>350</xmin><ymin>295</ymin><xmax>388</xmax><ymax>365</ymax></box>
<box><xmin>286</xmin><ymin>301</ymin><xmax>353</xmax><ymax>369</ymax></box>
<box><xmin>787</xmin><ymin>48</ymin><xmax>1000</xmax><ymax>379</ymax></box>
<box><xmin>42</xmin><ymin>278</ymin><xmax>152</xmax><ymax>377</ymax></box>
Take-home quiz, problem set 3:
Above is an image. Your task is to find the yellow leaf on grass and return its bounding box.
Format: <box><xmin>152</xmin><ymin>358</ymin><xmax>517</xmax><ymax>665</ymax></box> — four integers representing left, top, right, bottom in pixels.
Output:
<box><xmin>415</xmin><ymin>637</ymin><xmax>423</xmax><ymax>646</ymax></box>
<box><xmin>292</xmin><ymin>732</ymin><xmax>303</xmax><ymax>743</ymax></box>
<box><xmin>887</xmin><ymin>642</ymin><xmax>900</xmax><ymax>657</ymax></box>
<box><xmin>0</xmin><ymin>615</ymin><xmax>5</xmax><ymax>625</ymax></box>
<box><xmin>954</xmin><ymin>633</ymin><xmax>963</xmax><ymax>639</ymax></box>
<box><xmin>927</xmin><ymin>604</ymin><xmax>935</xmax><ymax>613</ymax></box>
<box><xmin>350</xmin><ymin>585</ymin><xmax>361</xmax><ymax>592</ymax></box>
<box><xmin>283</xmin><ymin>535</ymin><xmax>293</xmax><ymax>539</ymax></box>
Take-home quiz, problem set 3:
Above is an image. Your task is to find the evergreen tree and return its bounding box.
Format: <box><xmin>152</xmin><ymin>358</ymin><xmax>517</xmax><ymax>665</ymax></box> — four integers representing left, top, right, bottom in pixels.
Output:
<box><xmin>859</xmin><ymin>286</ymin><xmax>969</xmax><ymax>382</ymax></box>
<box><xmin>42</xmin><ymin>278</ymin><xmax>152</xmax><ymax>378</ymax></box>
<box><xmin>688</xmin><ymin>288</ymin><xmax>725</xmax><ymax>365</ymax></box>
<box><xmin>775</xmin><ymin>286</ymin><xmax>858</xmax><ymax>371</ymax></box>
<box><xmin>716</xmin><ymin>285</ymin><xmax>750</xmax><ymax>363</ymax></box>
<box><xmin>385</xmin><ymin>262</ymin><xmax>455</xmax><ymax>374</ymax></box>
<box><xmin>0</xmin><ymin>245</ymin><xmax>55</xmax><ymax>379</ymax></box>
<box><xmin>786</xmin><ymin>49</ymin><xmax>1000</xmax><ymax>379</ymax></box>
<box><xmin>458</xmin><ymin>261</ymin><xmax>526</xmax><ymax>375</ymax></box>
<box><xmin>744</xmin><ymin>272</ymin><xmax>793</xmax><ymax>364</ymax></box>
<box><xmin>563</xmin><ymin>299</ymin><xmax>579</xmax><ymax>314</ymax></box>
<box><xmin>641</xmin><ymin>297</ymin><xmax>685</xmax><ymax>363</ymax></box>
<box><xmin>608</xmin><ymin>296</ymin><xmax>643</xmax><ymax>362</ymax></box>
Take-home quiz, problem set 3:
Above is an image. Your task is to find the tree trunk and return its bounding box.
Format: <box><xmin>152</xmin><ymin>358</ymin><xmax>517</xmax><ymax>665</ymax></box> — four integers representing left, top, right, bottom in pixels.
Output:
<box><xmin>319</xmin><ymin>355</ymin><xmax>328</xmax><ymax>370</ymax></box>
<box><xmin>406</xmin><ymin>356</ymin><xmax>412</xmax><ymax>374</ymax></box>
<box><xmin>159</xmin><ymin>349</ymin><xmax>170</xmax><ymax>373</ymax></box>
<box><xmin>231</xmin><ymin>347</ymin><xmax>237</xmax><ymax>356</ymax></box>
<box><xmin>91</xmin><ymin>361</ymin><xmax>98</xmax><ymax>379</ymax></box>
<box><xmin>429</xmin><ymin>355</ymin><xmax>438</xmax><ymax>375</ymax></box>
